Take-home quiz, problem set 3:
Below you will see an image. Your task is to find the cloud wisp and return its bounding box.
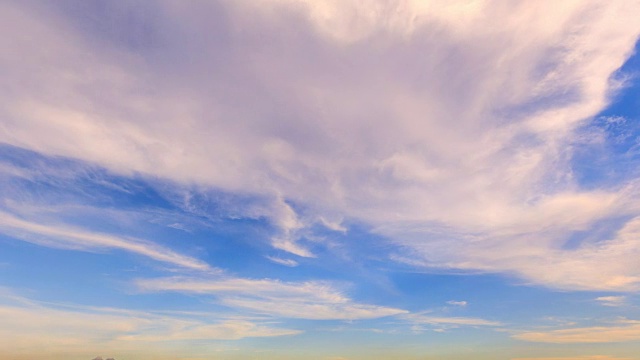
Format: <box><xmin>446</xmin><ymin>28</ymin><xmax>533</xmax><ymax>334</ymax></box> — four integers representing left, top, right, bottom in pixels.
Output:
<box><xmin>514</xmin><ymin>319</ymin><xmax>640</xmax><ymax>343</ymax></box>
<box><xmin>135</xmin><ymin>276</ymin><xmax>407</xmax><ymax>320</ymax></box>
<box><xmin>0</xmin><ymin>292</ymin><xmax>299</xmax><ymax>356</ymax></box>
<box><xmin>0</xmin><ymin>212</ymin><xmax>211</xmax><ymax>271</ymax></box>
<box><xmin>265</xmin><ymin>256</ymin><xmax>299</xmax><ymax>267</ymax></box>
<box><xmin>446</xmin><ymin>300</ymin><xmax>468</xmax><ymax>307</ymax></box>
<box><xmin>402</xmin><ymin>312</ymin><xmax>501</xmax><ymax>330</ymax></box>
<box><xmin>595</xmin><ymin>296</ymin><xmax>627</xmax><ymax>307</ymax></box>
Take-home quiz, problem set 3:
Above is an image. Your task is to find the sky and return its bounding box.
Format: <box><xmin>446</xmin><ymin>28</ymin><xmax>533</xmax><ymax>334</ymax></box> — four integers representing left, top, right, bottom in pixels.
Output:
<box><xmin>1</xmin><ymin>1</ymin><xmax>640</xmax><ymax>359</ymax></box>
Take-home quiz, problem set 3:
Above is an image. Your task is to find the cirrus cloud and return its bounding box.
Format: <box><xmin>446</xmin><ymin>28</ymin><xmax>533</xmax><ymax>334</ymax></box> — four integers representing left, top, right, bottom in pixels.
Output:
<box><xmin>513</xmin><ymin>319</ymin><xmax>640</xmax><ymax>343</ymax></box>
<box><xmin>135</xmin><ymin>276</ymin><xmax>407</xmax><ymax>320</ymax></box>
<box><xmin>1</xmin><ymin>0</ymin><xmax>640</xmax><ymax>292</ymax></box>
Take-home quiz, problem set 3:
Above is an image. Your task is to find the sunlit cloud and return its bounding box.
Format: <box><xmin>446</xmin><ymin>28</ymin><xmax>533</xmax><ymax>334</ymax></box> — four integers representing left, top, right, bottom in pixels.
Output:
<box><xmin>0</xmin><ymin>212</ymin><xmax>211</xmax><ymax>271</ymax></box>
<box><xmin>0</xmin><ymin>292</ymin><xmax>299</xmax><ymax>356</ymax></box>
<box><xmin>403</xmin><ymin>312</ymin><xmax>501</xmax><ymax>327</ymax></box>
<box><xmin>265</xmin><ymin>256</ymin><xmax>299</xmax><ymax>267</ymax></box>
<box><xmin>1</xmin><ymin>0</ymin><xmax>639</xmax><ymax>291</ymax></box>
<box><xmin>1</xmin><ymin>1</ymin><xmax>640</xmax><ymax>359</ymax></box>
<box><xmin>446</xmin><ymin>300</ymin><xmax>467</xmax><ymax>307</ymax></box>
<box><xmin>514</xmin><ymin>320</ymin><xmax>640</xmax><ymax>343</ymax></box>
<box><xmin>135</xmin><ymin>276</ymin><xmax>407</xmax><ymax>320</ymax></box>
<box><xmin>595</xmin><ymin>296</ymin><xmax>627</xmax><ymax>307</ymax></box>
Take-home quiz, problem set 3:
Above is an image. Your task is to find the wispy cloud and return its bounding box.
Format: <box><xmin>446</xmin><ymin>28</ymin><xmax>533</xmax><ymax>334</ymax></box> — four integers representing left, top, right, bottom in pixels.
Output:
<box><xmin>0</xmin><ymin>292</ymin><xmax>299</xmax><ymax>356</ymax></box>
<box><xmin>514</xmin><ymin>319</ymin><xmax>640</xmax><ymax>343</ymax></box>
<box><xmin>1</xmin><ymin>1</ymin><xmax>640</xmax><ymax>358</ymax></box>
<box><xmin>1</xmin><ymin>0</ymin><xmax>639</xmax><ymax>291</ymax></box>
<box><xmin>401</xmin><ymin>307</ymin><xmax>501</xmax><ymax>334</ymax></box>
<box><xmin>0</xmin><ymin>212</ymin><xmax>211</xmax><ymax>271</ymax></box>
<box><xmin>596</xmin><ymin>296</ymin><xmax>627</xmax><ymax>307</ymax></box>
<box><xmin>403</xmin><ymin>312</ymin><xmax>501</xmax><ymax>327</ymax></box>
<box><xmin>135</xmin><ymin>276</ymin><xmax>406</xmax><ymax>320</ymax></box>
<box><xmin>446</xmin><ymin>300</ymin><xmax>467</xmax><ymax>307</ymax></box>
<box><xmin>265</xmin><ymin>256</ymin><xmax>299</xmax><ymax>267</ymax></box>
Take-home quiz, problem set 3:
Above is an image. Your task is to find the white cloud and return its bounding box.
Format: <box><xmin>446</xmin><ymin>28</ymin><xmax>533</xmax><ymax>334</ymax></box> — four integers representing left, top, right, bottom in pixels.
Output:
<box><xmin>0</xmin><ymin>293</ymin><xmax>299</xmax><ymax>357</ymax></box>
<box><xmin>266</xmin><ymin>256</ymin><xmax>299</xmax><ymax>267</ymax></box>
<box><xmin>595</xmin><ymin>296</ymin><xmax>627</xmax><ymax>307</ymax></box>
<box><xmin>446</xmin><ymin>300</ymin><xmax>467</xmax><ymax>307</ymax></box>
<box><xmin>135</xmin><ymin>276</ymin><xmax>407</xmax><ymax>320</ymax></box>
<box><xmin>513</xmin><ymin>320</ymin><xmax>640</xmax><ymax>343</ymax></box>
<box><xmin>403</xmin><ymin>312</ymin><xmax>500</xmax><ymax>327</ymax></box>
<box><xmin>0</xmin><ymin>211</ymin><xmax>211</xmax><ymax>271</ymax></box>
<box><xmin>1</xmin><ymin>1</ymin><xmax>640</xmax><ymax>290</ymax></box>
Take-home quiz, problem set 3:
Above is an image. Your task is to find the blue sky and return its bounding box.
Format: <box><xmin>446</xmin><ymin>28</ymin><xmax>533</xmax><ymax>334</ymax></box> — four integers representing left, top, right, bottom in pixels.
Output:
<box><xmin>1</xmin><ymin>1</ymin><xmax>640</xmax><ymax>359</ymax></box>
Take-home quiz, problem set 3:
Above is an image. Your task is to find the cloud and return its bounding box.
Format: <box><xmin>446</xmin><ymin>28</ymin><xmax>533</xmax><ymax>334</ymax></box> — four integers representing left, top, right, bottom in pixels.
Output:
<box><xmin>446</xmin><ymin>300</ymin><xmax>467</xmax><ymax>307</ymax></box>
<box><xmin>401</xmin><ymin>305</ymin><xmax>500</xmax><ymax>333</ymax></box>
<box><xmin>513</xmin><ymin>320</ymin><xmax>640</xmax><ymax>343</ymax></box>
<box><xmin>135</xmin><ymin>276</ymin><xmax>407</xmax><ymax>320</ymax></box>
<box><xmin>1</xmin><ymin>1</ymin><xmax>640</xmax><ymax>290</ymax></box>
<box><xmin>117</xmin><ymin>319</ymin><xmax>299</xmax><ymax>342</ymax></box>
<box><xmin>268</xmin><ymin>197</ymin><xmax>313</xmax><ymax>257</ymax></box>
<box><xmin>0</xmin><ymin>211</ymin><xmax>211</xmax><ymax>271</ymax></box>
<box><xmin>403</xmin><ymin>312</ymin><xmax>501</xmax><ymax>327</ymax></box>
<box><xmin>595</xmin><ymin>296</ymin><xmax>627</xmax><ymax>307</ymax></box>
<box><xmin>0</xmin><ymin>293</ymin><xmax>300</xmax><ymax>356</ymax></box>
<box><xmin>265</xmin><ymin>256</ymin><xmax>299</xmax><ymax>267</ymax></box>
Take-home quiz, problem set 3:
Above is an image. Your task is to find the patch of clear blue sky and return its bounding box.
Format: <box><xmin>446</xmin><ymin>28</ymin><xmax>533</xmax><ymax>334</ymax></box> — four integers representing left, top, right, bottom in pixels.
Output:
<box><xmin>572</xmin><ymin>39</ymin><xmax>640</xmax><ymax>188</ymax></box>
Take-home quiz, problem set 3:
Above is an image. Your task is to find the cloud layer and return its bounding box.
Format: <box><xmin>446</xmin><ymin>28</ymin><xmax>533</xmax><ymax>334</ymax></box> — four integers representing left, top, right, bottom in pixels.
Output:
<box><xmin>2</xmin><ymin>0</ymin><xmax>640</xmax><ymax>291</ymax></box>
<box><xmin>4</xmin><ymin>2</ymin><xmax>640</xmax><ymax>360</ymax></box>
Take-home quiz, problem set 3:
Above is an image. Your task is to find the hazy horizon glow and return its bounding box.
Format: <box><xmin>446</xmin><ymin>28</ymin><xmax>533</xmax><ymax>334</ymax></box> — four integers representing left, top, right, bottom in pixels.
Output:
<box><xmin>1</xmin><ymin>1</ymin><xmax>640</xmax><ymax>359</ymax></box>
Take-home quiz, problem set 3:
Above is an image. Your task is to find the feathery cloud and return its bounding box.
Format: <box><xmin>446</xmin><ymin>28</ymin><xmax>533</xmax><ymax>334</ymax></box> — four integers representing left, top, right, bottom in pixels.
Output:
<box><xmin>0</xmin><ymin>293</ymin><xmax>299</xmax><ymax>356</ymax></box>
<box><xmin>1</xmin><ymin>0</ymin><xmax>640</xmax><ymax>292</ymax></box>
<box><xmin>135</xmin><ymin>276</ymin><xmax>407</xmax><ymax>320</ymax></box>
<box><xmin>265</xmin><ymin>256</ymin><xmax>299</xmax><ymax>267</ymax></box>
<box><xmin>595</xmin><ymin>296</ymin><xmax>627</xmax><ymax>307</ymax></box>
<box><xmin>0</xmin><ymin>212</ymin><xmax>211</xmax><ymax>271</ymax></box>
<box><xmin>514</xmin><ymin>320</ymin><xmax>640</xmax><ymax>343</ymax></box>
<box><xmin>446</xmin><ymin>300</ymin><xmax>468</xmax><ymax>307</ymax></box>
<box><xmin>403</xmin><ymin>312</ymin><xmax>500</xmax><ymax>327</ymax></box>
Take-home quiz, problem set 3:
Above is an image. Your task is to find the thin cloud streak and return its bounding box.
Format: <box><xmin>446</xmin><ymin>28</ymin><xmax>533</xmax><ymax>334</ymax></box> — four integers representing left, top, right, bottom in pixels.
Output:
<box><xmin>403</xmin><ymin>313</ymin><xmax>501</xmax><ymax>327</ymax></box>
<box><xmin>0</xmin><ymin>212</ymin><xmax>211</xmax><ymax>271</ymax></box>
<box><xmin>595</xmin><ymin>296</ymin><xmax>627</xmax><ymax>307</ymax></box>
<box><xmin>446</xmin><ymin>300</ymin><xmax>468</xmax><ymax>307</ymax></box>
<box><xmin>513</xmin><ymin>320</ymin><xmax>640</xmax><ymax>343</ymax></box>
<box><xmin>135</xmin><ymin>276</ymin><xmax>407</xmax><ymax>320</ymax></box>
<box><xmin>265</xmin><ymin>256</ymin><xmax>299</xmax><ymax>267</ymax></box>
<box><xmin>0</xmin><ymin>293</ymin><xmax>299</xmax><ymax>356</ymax></box>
